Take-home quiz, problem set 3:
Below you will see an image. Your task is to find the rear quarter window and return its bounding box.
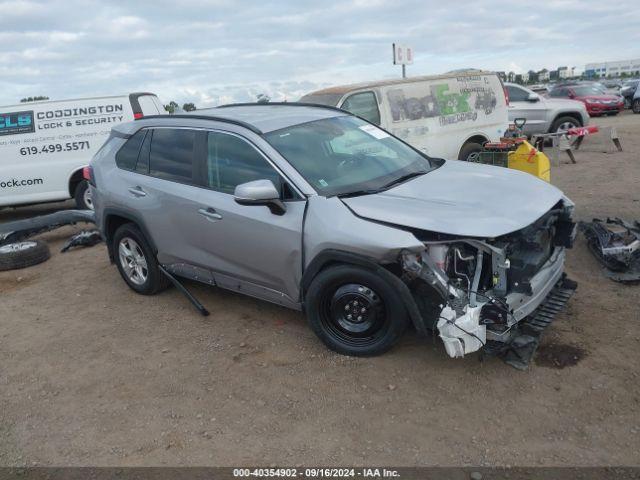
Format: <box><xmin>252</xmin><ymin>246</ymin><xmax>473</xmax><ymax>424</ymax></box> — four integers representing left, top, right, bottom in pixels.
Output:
<box><xmin>115</xmin><ymin>130</ymin><xmax>146</xmax><ymax>170</ymax></box>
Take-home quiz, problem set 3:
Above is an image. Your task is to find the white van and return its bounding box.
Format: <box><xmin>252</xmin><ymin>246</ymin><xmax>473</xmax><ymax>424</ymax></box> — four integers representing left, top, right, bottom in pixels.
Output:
<box><xmin>0</xmin><ymin>93</ymin><xmax>165</xmax><ymax>209</ymax></box>
<box><xmin>300</xmin><ymin>71</ymin><xmax>508</xmax><ymax>161</ymax></box>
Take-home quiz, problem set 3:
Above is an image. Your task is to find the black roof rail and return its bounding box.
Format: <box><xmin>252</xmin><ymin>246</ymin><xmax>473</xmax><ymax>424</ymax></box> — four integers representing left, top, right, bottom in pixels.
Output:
<box><xmin>135</xmin><ymin>114</ymin><xmax>263</xmax><ymax>135</ymax></box>
<box><xmin>216</xmin><ymin>101</ymin><xmax>349</xmax><ymax>114</ymax></box>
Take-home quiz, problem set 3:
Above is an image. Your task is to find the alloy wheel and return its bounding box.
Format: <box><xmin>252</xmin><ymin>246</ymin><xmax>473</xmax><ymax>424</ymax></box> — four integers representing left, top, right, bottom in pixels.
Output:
<box><xmin>118</xmin><ymin>237</ymin><xmax>148</xmax><ymax>286</ymax></box>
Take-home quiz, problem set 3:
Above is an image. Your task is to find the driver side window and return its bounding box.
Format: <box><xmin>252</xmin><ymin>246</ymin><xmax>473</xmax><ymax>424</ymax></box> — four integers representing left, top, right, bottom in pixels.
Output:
<box><xmin>206</xmin><ymin>132</ymin><xmax>282</xmax><ymax>195</ymax></box>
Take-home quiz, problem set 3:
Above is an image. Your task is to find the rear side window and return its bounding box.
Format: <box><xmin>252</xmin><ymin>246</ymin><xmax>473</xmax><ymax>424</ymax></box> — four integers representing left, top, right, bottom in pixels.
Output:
<box><xmin>206</xmin><ymin>132</ymin><xmax>281</xmax><ymax>195</ymax></box>
<box><xmin>149</xmin><ymin>128</ymin><xmax>197</xmax><ymax>184</ymax></box>
<box><xmin>115</xmin><ymin>130</ymin><xmax>146</xmax><ymax>170</ymax></box>
<box><xmin>341</xmin><ymin>92</ymin><xmax>381</xmax><ymax>125</ymax></box>
<box><xmin>549</xmin><ymin>88</ymin><xmax>567</xmax><ymax>98</ymax></box>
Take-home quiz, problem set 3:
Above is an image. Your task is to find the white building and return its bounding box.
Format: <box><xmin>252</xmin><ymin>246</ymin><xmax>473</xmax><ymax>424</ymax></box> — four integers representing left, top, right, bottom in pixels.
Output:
<box><xmin>558</xmin><ymin>66</ymin><xmax>574</xmax><ymax>79</ymax></box>
<box><xmin>538</xmin><ymin>69</ymin><xmax>550</xmax><ymax>81</ymax></box>
<box><xmin>585</xmin><ymin>59</ymin><xmax>640</xmax><ymax>78</ymax></box>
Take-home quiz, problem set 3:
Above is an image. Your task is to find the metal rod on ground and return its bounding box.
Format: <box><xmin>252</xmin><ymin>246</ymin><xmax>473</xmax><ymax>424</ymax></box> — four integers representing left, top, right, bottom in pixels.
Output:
<box><xmin>158</xmin><ymin>265</ymin><xmax>210</xmax><ymax>317</ymax></box>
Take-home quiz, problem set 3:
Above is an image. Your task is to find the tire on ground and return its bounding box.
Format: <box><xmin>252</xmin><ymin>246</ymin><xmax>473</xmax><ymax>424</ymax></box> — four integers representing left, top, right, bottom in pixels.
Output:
<box><xmin>112</xmin><ymin>223</ymin><xmax>170</xmax><ymax>295</ymax></box>
<box><xmin>305</xmin><ymin>264</ymin><xmax>409</xmax><ymax>357</ymax></box>
<box><xmin>74</xmin><ymin>180</ymin><xmax>93</xmax><ymax>210</ymax></box>
<box><xmin>0</xmin><ymin>240</ymin><xmax>50</xmax><ymax>271</ymax></box>
<box><xmin>633</xmin><ymin>99</ymin><xmax>640</xmax><ymax>114</ymax></box>
<box><xmin>458</xmin><ymin>142</ymin><xmax>483</xmax><ymax>161</ymax></box>
<box><xmin>550</xmin><ymin>116</ymin><xmax>581</xmax><ymax>133</ymax></box>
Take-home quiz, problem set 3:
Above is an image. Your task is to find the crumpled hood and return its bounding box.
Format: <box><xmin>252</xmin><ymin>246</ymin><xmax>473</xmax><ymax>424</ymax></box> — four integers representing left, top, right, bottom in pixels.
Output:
<box><xmin>341</xmin><ymin>160</ymin><xmax>565</xmax><ymax>238</ymax></box>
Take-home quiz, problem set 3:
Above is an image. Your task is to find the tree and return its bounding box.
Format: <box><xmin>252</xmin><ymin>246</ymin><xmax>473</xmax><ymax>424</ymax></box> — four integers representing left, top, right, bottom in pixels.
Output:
<box><xmin>182</xmin><ymin>102</ymin><xmax>196</xmax><ymax>112</ymax></box>
<box><xmin>164</xmin><ymin>101</ymin><xmax>179</xmax><ymax>114</ymax></box>
<box><xmin>20</xmin><ymin>96</ymin><xmax>49</xmax><ymax>103</ymax></box>
<box><xmin>256</xmin><ymin>93</ymin><xmax>270</xmax><ymax>104</ymax></box>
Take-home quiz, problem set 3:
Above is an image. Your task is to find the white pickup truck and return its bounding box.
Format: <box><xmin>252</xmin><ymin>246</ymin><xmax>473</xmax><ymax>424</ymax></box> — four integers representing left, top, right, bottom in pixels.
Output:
<box><xmin>0</xmin><ymin>93</ymin><xmax>165</xmax><ymax>210</ymax></box>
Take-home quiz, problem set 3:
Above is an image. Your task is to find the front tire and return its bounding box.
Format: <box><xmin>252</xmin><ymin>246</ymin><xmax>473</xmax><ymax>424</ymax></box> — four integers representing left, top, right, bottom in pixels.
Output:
<box><xmin>305</xmin><ymin>265</ymin><xmax>409</xmax><ymax>356</ymax></box>
<box><xmin>112</xmin><ymin>223</ymin><xmax>169</xmax><ymax>295</ymax></box>
<box><xmin>458</xmin><ymin>142</ymin><xmax>483</xmax><ymax>161</ymax></box>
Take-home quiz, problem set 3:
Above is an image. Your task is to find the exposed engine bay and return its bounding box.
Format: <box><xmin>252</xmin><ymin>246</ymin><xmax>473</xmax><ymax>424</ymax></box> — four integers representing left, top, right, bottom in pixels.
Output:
<box><xmin>400</xmin><ymin>200</ymin><xmax>578</xmax><ymax>369</ymax></box>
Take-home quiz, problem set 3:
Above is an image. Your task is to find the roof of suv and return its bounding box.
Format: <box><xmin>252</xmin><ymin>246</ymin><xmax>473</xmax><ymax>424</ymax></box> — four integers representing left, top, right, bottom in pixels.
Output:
<box><xmin>138</xmin><ymin>103</ymin><xmax>346</xmax><ymax>135</ymax></box>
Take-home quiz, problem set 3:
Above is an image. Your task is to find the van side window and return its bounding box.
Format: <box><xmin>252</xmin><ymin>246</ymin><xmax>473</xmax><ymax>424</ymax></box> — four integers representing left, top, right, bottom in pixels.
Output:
<box><xmin>149</xmin><ymin>128</ymin><xmax>197</xmax><ymax>184</ymax></box>
<box><xmin>115</xmin><ymin>130</ymin><xmax>146</xmax><ymax>170</ymax></box>
<box><xmin>341</xmin><ymin>92</ymin><xmax>381</xmax><ymax>125</ymax></box>
<box><xmin>206</xmin><ymin>132</ymin><xmax>282</xmax><ymax>195</ymax></box>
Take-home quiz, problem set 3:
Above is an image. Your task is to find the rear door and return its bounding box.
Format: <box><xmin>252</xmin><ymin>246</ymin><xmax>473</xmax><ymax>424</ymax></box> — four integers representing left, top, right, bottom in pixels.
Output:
<box><xmin>119</xmin><ymin>127</ymin><xmax>216</xmax><ymax>282</ymax></box>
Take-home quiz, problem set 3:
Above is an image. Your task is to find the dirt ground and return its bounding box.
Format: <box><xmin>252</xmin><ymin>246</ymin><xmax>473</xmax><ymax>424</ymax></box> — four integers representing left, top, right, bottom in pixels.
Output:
<box><xmin>1</xmin><ymin>112</ymin><xmax>639</xmax><ymax>467</ymax></box>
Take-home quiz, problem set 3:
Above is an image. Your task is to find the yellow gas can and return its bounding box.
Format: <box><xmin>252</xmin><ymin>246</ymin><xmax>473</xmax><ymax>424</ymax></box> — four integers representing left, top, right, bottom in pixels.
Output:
<box><xmin>507</xmin><ymin>140</ymin><xmax>551</xmax><ymax>182</ymax></box>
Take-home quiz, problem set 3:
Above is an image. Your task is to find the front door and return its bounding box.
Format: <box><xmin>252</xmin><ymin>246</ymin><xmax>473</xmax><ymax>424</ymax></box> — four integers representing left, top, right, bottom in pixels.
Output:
<box><xmin>194</xmin><ymin>130</ymin><xmax>305</xmax><ymax>307</ymax></box>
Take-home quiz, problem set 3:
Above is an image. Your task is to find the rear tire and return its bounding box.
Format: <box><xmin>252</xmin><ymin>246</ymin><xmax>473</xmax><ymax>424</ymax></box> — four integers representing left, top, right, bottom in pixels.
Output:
<box><xmin>550</xmin><ymin>116</ymin><xmax>581</xmax><ymax>134</ymax></box>
<box><xmin>458</xmin><ymin>142</ymin><xmax>484</xmax><ymax>161</ymax></box>
<box><xmin>112</xmin><ymin>223</ymin><xmax>169</xmax><ymax>295</ymax></box>
<box><xmin>0</xmin><ymin>240</ymin><xmax>50</xmax><ymax>271</ymax></box>
<box><xmin>633</xmin><ymin>99</ymin><xmax>640</xmax><ymax>114</ymax></box>
<box><xmin>305</xmin><ymin>265</ymin><xmax>409</xmax><ymax>356</ymax></box>
<box><xmin>74</xmin><ymin>180</ymin><xmax>93</xmax><ymax>210</ymax></box>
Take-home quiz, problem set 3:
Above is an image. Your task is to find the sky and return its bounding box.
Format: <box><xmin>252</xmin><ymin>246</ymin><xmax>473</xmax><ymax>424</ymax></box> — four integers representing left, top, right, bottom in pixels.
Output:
<box><xmin>1</xmin><ymin>0</ymin><xmax>639</xmax><ymax>108</ymax></box>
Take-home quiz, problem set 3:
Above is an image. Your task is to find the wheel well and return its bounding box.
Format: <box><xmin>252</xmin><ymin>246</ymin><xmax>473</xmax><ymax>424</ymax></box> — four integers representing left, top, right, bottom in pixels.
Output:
<box><xmin>104</xmin><ymin>215</ymin><xmax>134</xmax><ymax>262</ymax></box>
<box><xmin>550</xmin><ymin>112</ymin><xmax>583</xmax><ymax>131</ymax></box>
<box><xmin>68</xmin><ymin>169</ymin><xmax>85</xmax><ymax>197</ymax></box>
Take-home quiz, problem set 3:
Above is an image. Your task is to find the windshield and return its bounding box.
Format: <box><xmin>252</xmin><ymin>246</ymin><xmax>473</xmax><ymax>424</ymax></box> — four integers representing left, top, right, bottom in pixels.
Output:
<box><xmin>264</xmin><ymin>115</ymin><xmax>436</xmax><ymax>196</ymax></box>
<box><xmin>572</xmin><ymin>85</ymin><xmax>607</xmax><ymax>96</ymax></box>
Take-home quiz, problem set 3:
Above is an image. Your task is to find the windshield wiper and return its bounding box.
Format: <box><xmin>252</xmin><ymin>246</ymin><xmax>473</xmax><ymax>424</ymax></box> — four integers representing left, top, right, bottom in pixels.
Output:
<box><xmin>337</xmin><ymin>188</ymin><xmax>384</xmax><ymax>198</ymax></box>
<box><xmin>380</xmin><ymin>171</ymin><xmax>427</xmax><ymax>190</ymax></box>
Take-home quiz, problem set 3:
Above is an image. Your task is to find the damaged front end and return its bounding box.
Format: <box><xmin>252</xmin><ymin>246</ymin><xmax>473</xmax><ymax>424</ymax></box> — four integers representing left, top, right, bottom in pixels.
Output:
<box><xmin>401</xmin><ymin>200</ymin><xmax>578</xmax><ymax>369</ymax></box>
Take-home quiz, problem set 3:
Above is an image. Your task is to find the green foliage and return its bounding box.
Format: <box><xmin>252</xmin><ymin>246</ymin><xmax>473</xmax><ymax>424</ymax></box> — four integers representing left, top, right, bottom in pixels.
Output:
<box><xmin>164</xmin><ymin>101</ymin><xmax>179</xmax><ymax>114</ymax></box>
<box><xmin>20</xmin><ymin>96</ymin><xmax>49</xmax><ymax>103</ymax></box>
<box><xmin>182</xmin><ymin>102</ymin><xmax>196</xmax><ymax>112</ymax></box>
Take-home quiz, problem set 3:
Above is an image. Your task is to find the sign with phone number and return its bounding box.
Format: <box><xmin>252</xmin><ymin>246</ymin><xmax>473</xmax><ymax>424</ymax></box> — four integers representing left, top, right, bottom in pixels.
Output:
<box><xmin>19</xmin><ymin>141</ymin><xmax>90</xmax><ymax>156</ymax></box>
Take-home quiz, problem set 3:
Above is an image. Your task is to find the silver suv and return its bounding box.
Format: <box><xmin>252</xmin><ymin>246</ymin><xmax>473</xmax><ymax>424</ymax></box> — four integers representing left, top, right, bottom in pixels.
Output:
<box><xmin>90</xmin><ymin>104</ymin><xmax>576</xmax><ymax>363</ymax></box>
<box><xmin>505</xmin><ymin>83</ymin><xmax>589</xmax><ymax>136</ymax></box>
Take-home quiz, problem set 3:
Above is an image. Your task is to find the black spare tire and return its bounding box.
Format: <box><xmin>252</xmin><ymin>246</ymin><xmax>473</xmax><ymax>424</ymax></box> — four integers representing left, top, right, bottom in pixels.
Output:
<box><xmin>0</xmin><ymin>240</ymin><xmax>50</xmax><ymax>271</ymax></box>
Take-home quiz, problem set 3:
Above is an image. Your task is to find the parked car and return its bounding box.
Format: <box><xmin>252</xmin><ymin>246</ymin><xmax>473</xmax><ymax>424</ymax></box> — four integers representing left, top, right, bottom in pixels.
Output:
<box><xmin>620</xmin><ymin>79</ymin><xmax>640</xmax><ymax>108</ymax></box>
<box><xmin>548</xmin><ymin>84</ymin><xmax>624</xmax><ymax>116</ymax></box>
<box><xmin>90</xmin><ymin>104</ymin><xmax>576</xmax><ymax>360</ymax></box>
<box><xmin>528</xmin><ymin>84</ymin><xmax>550</xmax><ymax>95</ymax></box>
<box><xmin>0</xmin><ymin>93</ymin><xmax>165</xmax><ymax>210</ymax></box>
<box><xmin>504</xmin><ymin>83</ymin><xmax>589</xmax><ymax>136</ymax></box>
<box><xmin>300</xmin><ymin>70</ymin><xmax>508</xmax><ymax>161</ymax></box>
<box><xmin>632</xmin><ymin>86</ymin><xmax>640</xmax><ymax>114</ymax></box>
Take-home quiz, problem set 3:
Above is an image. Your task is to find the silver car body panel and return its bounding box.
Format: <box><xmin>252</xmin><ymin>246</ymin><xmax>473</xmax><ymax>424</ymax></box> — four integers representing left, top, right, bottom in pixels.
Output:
<box><xmin>341</xmin><ymin>160</ymin><xmax>564</xmax><ymax>238</ymax></box>
<box><xmin>505</xmin><ymin>83</ymin><xmax>589</xmax><ymax>135</ymax></box>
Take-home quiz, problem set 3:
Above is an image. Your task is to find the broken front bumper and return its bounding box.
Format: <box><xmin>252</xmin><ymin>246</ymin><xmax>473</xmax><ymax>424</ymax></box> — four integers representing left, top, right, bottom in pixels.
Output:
<box><xmin>436</xmin><ymin>246</ymin><xmax>576</xmax><ymax>365</ymax></box>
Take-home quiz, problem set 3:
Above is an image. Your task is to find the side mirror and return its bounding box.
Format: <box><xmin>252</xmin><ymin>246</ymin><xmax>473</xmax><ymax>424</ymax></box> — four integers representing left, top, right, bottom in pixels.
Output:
<box><xmin>234</xmin><ymin>179</ymin><xmax>286</xmax><ymax>215</ymax></box>
<box><xmin>527</xmin><ymin>92</ymin><xmax>540</xmax><ymax>102</ymax></box>
<box><xmin>514</xmin><ymin>117</ymin><xmax>527</xmax><ymax>129</ymax></box>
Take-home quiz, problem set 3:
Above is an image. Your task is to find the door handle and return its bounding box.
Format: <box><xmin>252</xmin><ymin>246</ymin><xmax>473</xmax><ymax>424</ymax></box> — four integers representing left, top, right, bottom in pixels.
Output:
<box><xmin>128</xmin><ymin>186</ymin><xmax>146</xmax><ymax>197</ymax></box>
<box><xmin>198</xmin><ymin>207</ymin><xmax>222</xmax><ymax>221</ymax></box>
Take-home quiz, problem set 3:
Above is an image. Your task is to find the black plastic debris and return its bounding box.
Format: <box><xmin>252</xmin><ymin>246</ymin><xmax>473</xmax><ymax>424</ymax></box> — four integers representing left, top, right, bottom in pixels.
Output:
<box><xmin>483</xmin><ymin>275</ymin><xmax>577</xmax><ymax>370</ymax></box>
<box><xmin>61</xmin><ymin>229</ymin><xmax>103</xmax><ymax>253</ymax></box>
<box><xmin>580</xmin><ymin>218</ymin><xmax>640</xmax><ymax>283</ymax></box>
<box><xmin>0</xmin><ymin>210</ymin><xmax>95</xmax><ymax>245</ymax></box>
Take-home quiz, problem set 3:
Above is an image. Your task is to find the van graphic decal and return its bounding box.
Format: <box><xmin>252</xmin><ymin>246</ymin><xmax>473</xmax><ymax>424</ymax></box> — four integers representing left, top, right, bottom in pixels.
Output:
<box><xmin>387</xmin><ymin>78</ymin><xmax>497</xmax><ymax>125</ymax></box>
<box><xmin>0</xmin><ymin>110</ymin><xmax>35</xmax><ymax>136</ymax></box>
